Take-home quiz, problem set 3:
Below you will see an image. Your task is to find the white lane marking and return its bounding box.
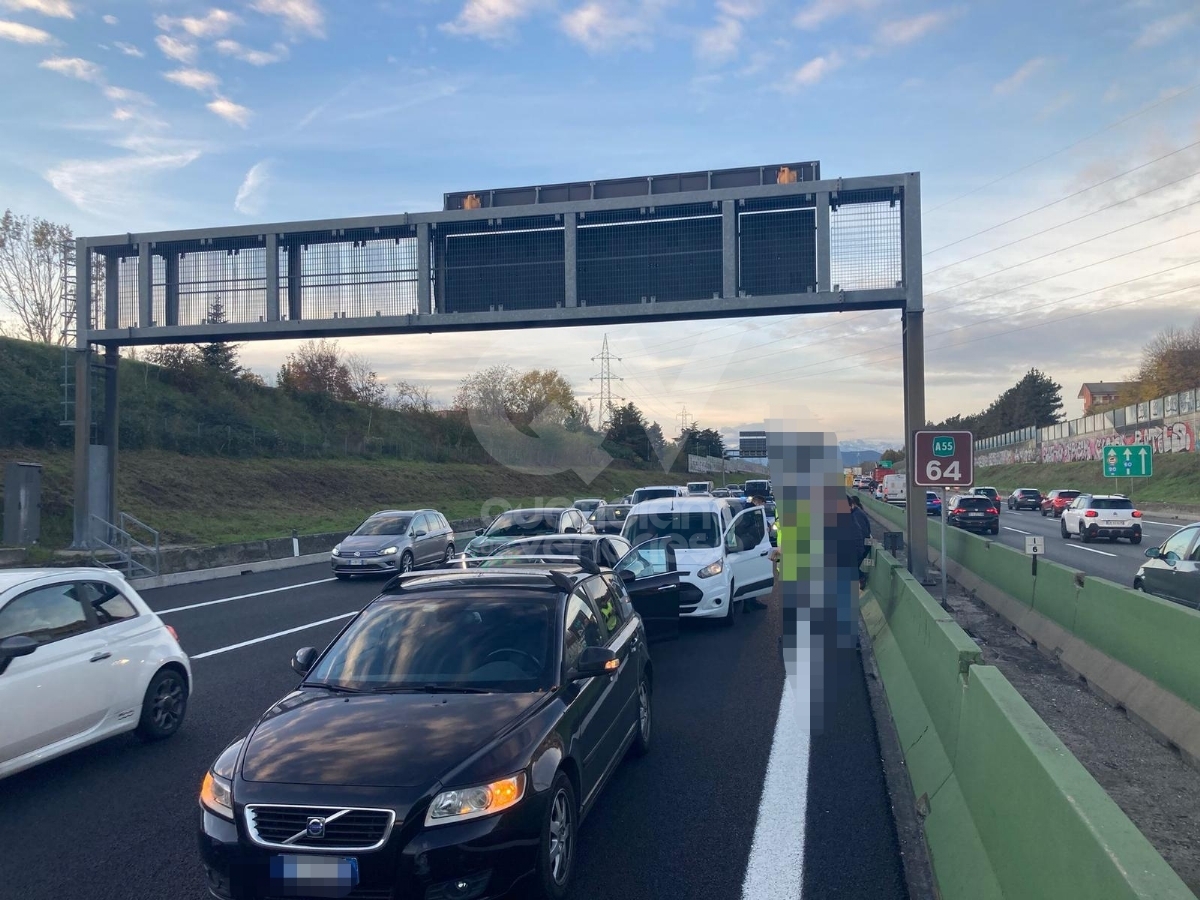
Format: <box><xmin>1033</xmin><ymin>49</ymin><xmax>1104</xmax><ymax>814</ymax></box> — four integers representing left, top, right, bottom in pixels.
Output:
<box><xmin>741</xmin><ymin>675</ymin><xmax>809</xmax><ymax>900</ymax></box>
<box><xmin>1143</xmin><ymin>520</ymin><xmax>1181</xmax><ymax>528</ymax></box>
<box><xmin>1003</xmin><ymin>526</ymin><xmax>1032</xmax><ymax>535</ymax></box>
<box><xmin>1063</xmin><ymin>544</ymin><xmax>1118</xmax><ymax>558</ymax></box>
<box><xmin>191</xmin><ymin>613</ymin><xmax>356</xmax><ymax>660</ymax></box>
<box><xmin>157</xmin><ymin>578</ymin><xmax>337</xmax><ymax>615</ymax></box>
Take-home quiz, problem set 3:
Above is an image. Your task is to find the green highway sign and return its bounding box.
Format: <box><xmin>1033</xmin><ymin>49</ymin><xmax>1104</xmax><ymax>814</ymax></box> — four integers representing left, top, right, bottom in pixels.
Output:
<box><xmin>1103</xmin><ymin>444</ymin><xmax>1153</xmax><ymax>478</ymax></box>
<box><xmin>879</xmin><ymin>460</ymin><xmax>893</xmax><ymax>468</ymax></box>
<box><xmin>932</xmin><ymin>436</ymin><xmax>955</xmax><ymax>457</ymax></box>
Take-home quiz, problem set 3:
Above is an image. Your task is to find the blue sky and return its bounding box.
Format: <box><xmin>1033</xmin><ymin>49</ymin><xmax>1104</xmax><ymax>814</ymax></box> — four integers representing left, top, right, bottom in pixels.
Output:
<box><xmin>2</xmin><ymin>0</ymin><xmax>1200</xmax><ymax>446</ymax></box>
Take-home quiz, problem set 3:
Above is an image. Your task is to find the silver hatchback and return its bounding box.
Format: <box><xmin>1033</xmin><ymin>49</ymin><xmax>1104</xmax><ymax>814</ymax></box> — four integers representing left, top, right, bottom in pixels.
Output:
<box><xmin>331</xmin><ymin>509</ymin><xmax>455</xmax><ymax>578</ymax></box>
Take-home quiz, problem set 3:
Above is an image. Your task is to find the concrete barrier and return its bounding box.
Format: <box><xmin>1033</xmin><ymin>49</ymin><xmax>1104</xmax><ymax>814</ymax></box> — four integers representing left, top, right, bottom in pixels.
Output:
<box><xmin>861</xmin><ymin>546</ymin><xmax>1195</xmax><ymax>900</ymax></box>
<box><xmin>860</xmin><ymin>491</ymin><xmax>1200</xmax><ymax>770</ymax></box>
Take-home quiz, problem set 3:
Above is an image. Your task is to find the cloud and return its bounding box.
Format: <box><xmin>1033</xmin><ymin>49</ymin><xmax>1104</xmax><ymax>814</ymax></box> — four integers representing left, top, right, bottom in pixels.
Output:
<box><xmin>39</xmin><ymin>55</ymin><xmax>102</xmax><ymax>81</ymax></box>
<box><xmin>156</xmin><ymin>8</ymin><xmax>238</xmax><ymax>38</ymax></box>
<box><xmin>793</xmin><ymin>0</ymin><xmax>877</xmax><ymax>30</ymax></box>
<box><xmin>215</xmin><ymin>38</ymin><xmax>289</xmax><ymax>64</ymax></box>
<box><xmin>875</xmin><ymin>10</ymin><xmax>951</xmax><ymax>46</ymax></box>
<box><xmin>1133</xmin><ymin>11</ymin><xmax>1195</xmax><ymax>49</ymax></box>
<box><xmin>102</xmin><ymin>13</ymin><xmax>116</xmax><ymax>24</ymax></box>
<box><xmin>104</xmin><ymin>84</ymin><xmax>152</xmax><ymax>104</ymax></box>
<box><xmin>1102</xmin><ymin>82</ymin><xmax>1122</xmax><ymax>104</ymax></box>
<box><xmin>234</xmin><ymin>160</ymin><xmax>270</xmax><ymax>214</ymax></box>
<box><xmin>156</xmin><ymin>33</ymin><xmax>198</xmax><ymax>63</ymax></box>
<box><xmin>113</xmin><ymin>41</ymin><xmax>143</xmax><ymax>57</ymax></box>
<box><xmin>993</xmin><ymin>56</ymin><xmax>1046</xmax><ymax>95</ymax></box>
<box><xmin>46</xmin><ymin>148</ymin><xmax>202</xmax><ymax>213</ymax></box>
<box><xmin>2</xmin><ymin>0</ymin><xmax>72</xmax><ymax>18</ymax></box>
<box><xmin>252</xmin><ymin>0</ymin><xmax>325</xmax><ymax>38</ymax></box>
<box><xmin>695</xmin><ymin>16</ymin><xmax>742</xmax><ymax>62</ymax></box>
<box><xmin>786</xmin><ymin>50</ymin><xmax>842</xmax><ymax>88</ymax></box>
<box><xmin>561</xmin><ymin>1</ymin><xmax>656</xmax><ymax>53</ymax></box>
<box><xmin>0</xmin><ymin>18</ymin><xmax>52</xmax><ymax>41</ymax></box>
<box><xmin>208</xmin><ymin>96</ymin><xmax>252</xmax><ymax>126</ymax></box>
<box><xmin>1035</xmin><ymin>89</ymin><xmax>1072</xmax><ymax>121</ymax></box>
<box><xmin>164</xmin><ymin>67</ymin><xmax>220</xmax><ymax>93</ymax></box>
<box><xmin>441</xmin><ymin>0</ymin><xmax>540</xmax><ymax>39</ymax></box>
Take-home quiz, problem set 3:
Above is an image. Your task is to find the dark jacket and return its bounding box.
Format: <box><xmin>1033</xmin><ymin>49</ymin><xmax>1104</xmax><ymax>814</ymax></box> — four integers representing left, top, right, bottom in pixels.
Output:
<box><xmin>850</xmin><ymin>506</ymin><xmax>872</xmax><ymax>544</ymax></box>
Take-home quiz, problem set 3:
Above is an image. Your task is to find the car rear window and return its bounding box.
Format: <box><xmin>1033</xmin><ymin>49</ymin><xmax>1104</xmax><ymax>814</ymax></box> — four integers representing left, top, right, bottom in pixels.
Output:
<box><xmin>956</xmin><ymin>497</ymin><xmax>992</xmax><ymax>509</ymax></box>
<box><xmin>1019</xmin><ymin>489</ymin><xmax>1039</xmax><ymax>497</ymax></box>
<box><xmin>1059</xmin><ymin>491</ymin><xmax>1080</xmax><ymax>500</ymax></box>
<box><xmin>1091</xmin><ymin>498</ymin><xmax>1134</xmax><ymax>510</ymax></box>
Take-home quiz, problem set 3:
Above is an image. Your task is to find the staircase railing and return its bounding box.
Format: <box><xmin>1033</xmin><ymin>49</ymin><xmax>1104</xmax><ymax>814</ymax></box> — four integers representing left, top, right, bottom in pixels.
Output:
<box><xmin>89</xmin><ymin>513</ymin><xmax>161</xmax><ymax>578</ymax></box>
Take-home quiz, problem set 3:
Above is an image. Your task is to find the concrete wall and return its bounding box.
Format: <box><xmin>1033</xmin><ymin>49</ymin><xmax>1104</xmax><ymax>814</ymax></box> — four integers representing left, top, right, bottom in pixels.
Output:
<box><xmin>861</xmin><ymin>546</ymin><xmax>1195</xmax><ymax>900</ymax></box>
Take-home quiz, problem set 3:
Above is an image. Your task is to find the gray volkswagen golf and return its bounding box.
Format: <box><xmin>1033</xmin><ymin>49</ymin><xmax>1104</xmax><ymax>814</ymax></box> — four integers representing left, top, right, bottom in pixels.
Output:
<box><xmin>331</xmin><ymin>509</ymin><xmax>455</xmax><ymax>578</ymax></box>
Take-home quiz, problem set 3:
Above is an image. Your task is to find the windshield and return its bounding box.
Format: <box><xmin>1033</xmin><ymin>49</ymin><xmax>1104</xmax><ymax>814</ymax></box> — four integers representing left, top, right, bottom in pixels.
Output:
<box><xmin>485</xmin><ymin>510</ymin><xmax>560</xmax><ymax>538</ymax></box>
<box><xmin>632</xmin><ymin>488</ymin><xmax>679</xmax><ymax>504</ymax></box>
<box><xmin>573</xmin><ymin>500</ymin><xmax>601</xmax><ymax>512</ymax></box>
<box><xmin>592</xmin><ymin>506</ymin><xmax>630</xmax><ymax>523</ymax></box>
<box><xmin>1091</xmin><ymin>498</ymin><xmax>1134</xmax><ymax>510</ymax></box>
<box><xmin>492</xmin><ymin>537</ymin><xmax>589</xmax><ymax>558</ymax></box>
<box><xmin>744</xmin><ymin>481</ymin><xmax>771</xmax><ymax>497</ymax></box>
<box><xmin>306</xmin><ymin>596</ymin><xmax>555</xmax><ymax>692</ymax></box>
<box><xmin>353</xmin><ymin>514</ymin><xmax>412</xmax><ymax>536</ymax></box>
<box><xmin>623</xmin><ymin>511</ymin><xmax>721</xmax><ymax>550</ymax></box>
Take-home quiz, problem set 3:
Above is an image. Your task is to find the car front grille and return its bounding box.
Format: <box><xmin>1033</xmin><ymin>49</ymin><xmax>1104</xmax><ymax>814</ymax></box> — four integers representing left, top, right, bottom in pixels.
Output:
<box><xmin>246</xmin><ymin>805</ymin><xmax>395</xmax><ymax>851</ymax></box>
<box><xmin>265</xmin><ymin>889</ymin><xmax>393</xmax><ymax>900</ymax></box>
<box><xmin>679</xmin><ymin>584</ymin><xmax>704</xmax><ymax>610</ymax></box>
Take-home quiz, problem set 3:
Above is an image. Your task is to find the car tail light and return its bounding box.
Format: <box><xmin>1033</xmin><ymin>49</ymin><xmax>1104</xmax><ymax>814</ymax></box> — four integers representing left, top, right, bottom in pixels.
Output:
<box><xmin>1132</xmin><ymin>510</ymin><xmax>1142</xmax><ymax>518</ymax></box>
<box><xmin>166</xmin><ymin>625</ymin><xmax>179</xmax><ymax>641</ymax></box>
<box><xmin>987</xmin><ymin>507</ymin><xmax>998</xmax><ymax>515</ymax></box>
<box><xmin>1085</xmin><ymin>510</ymin><xmax>1098</xmax><ymax>518</ymax></box>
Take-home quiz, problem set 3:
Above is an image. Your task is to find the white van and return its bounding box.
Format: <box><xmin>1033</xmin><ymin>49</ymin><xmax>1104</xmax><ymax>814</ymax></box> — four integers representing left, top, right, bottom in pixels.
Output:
<box><xmin>882</xmin><ymin>473</ymin><xmax>907</xmax><ymax>505</ymax></box>
<box><xmin>630</xmin><ymin>485</ymin><xmax>686</xmax><ymax>505</ymax></box>
<box><xmin>621</xmin><ymin>496</ymin><xmax>773</xmax><ymax>624</ymax></box>
<box><xmin>686</xmin><ymin>481</ymin><xmax>714</xmax><ymax>495</ymax></box>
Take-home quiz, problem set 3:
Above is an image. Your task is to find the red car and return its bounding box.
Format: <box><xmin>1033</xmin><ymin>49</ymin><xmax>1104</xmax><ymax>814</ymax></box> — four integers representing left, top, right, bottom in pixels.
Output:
<box><xmin>1041</xmin><ymin>489</ymin><xmax>1081</xmax><ymax>518</ymax></box>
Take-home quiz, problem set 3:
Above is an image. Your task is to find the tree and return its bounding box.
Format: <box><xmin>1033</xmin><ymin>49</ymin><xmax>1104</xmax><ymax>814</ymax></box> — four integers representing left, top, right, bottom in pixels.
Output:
<box><xmin>277</xmin><ymin>339</ymin><xmax>355</xmax><ymax>399</ymax></box>
<box><xmin>454</xmin><ymin>365</ymin><xmax>586</xmax><ymax>428</ymax></box>
<box><xmin>198</xmin><ymin>296</ymin><xmax>243</xmax><ymax>376</ymax></box>
<box><xmin>880</xmin><ymin>448</ymin><xmax>905</xmax><ymax>463</ymax></box>
<box><xmin>1136</xmin><ymin>322</ymin><xmax>1200</xmax><ymax>400</ymax></box>
<box><xmin>645</xmin><ymin>421</ymin><xmax>666</xmax><ymax>455</ymax></box>
<box><xmin>0</xmin><ymin>210</ymin><xmax>73</xmax><ymax>344</ymax></box>
<box><xmin>389</xmin><ymin>380</ymin><xmax>435</xmax><ymax>413</ymax></box>
<box><xmin>676</xmin><ymin>424</ymin><xmax>724</xmax><ymax>459</ymax></box>
<box><xmin>932</xmin><ymin>368</ymin><xmax>1063</xmax><ymax>439</ymax></box>
<box><xmin>604</xmin><ymin>401</ymin><xmax>655</xmax><ymax>461</ymax></box>
<box><xmin>345</xmin><ymin>353</ymin><xmax>386</xmax><ymax>407</ymax></box>
<box><xmin>454</xmin><ymin>364</ymin><xmax>516</xmax><ymax>418</ymax></box>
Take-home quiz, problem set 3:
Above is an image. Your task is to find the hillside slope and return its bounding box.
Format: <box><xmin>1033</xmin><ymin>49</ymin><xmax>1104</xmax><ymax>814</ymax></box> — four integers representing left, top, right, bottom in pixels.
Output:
<box><xmin>978</xmin><ymin>453</ymin><xmax>1200</xmax><ymax>510</ymax></box>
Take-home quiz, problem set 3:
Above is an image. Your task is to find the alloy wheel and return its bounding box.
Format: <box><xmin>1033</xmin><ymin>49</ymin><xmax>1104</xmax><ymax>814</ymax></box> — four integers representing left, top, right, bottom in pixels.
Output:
<box><xmin>151</xmin><ymin>679</ymin><xmax>185</xmax><ymax>731</ymax></box>
<box><xmin>638</xmin><ymin>680</ymin><xmax>651</xmax><ymax>743</ymax></box>
<box><xmin>548</xmin><ymin>790</ymin><xmax>572</xmax><ymax>885</ymax></box>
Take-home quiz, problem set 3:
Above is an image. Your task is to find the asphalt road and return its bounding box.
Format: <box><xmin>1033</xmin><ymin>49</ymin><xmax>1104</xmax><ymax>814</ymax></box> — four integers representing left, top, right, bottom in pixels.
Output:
<box><xmin>0</xmin><ymin>562</ymin><xmax>907</xmax><ymax>900</ymax></box>
<box><xmin>963</xmin><ymin>506</ymin><xmax>1187</xmax><ymax>587</ymax></box>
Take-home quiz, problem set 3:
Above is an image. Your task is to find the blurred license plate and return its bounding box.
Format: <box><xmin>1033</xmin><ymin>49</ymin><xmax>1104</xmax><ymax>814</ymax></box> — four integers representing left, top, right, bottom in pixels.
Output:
<box><xmin>967</xmin><ymin>512</ymin><xmax>983</xmax><ymax>517</ymax></box>
<box><xmin>350</xmin><ymin>558</ymin><xmax>364</xmax><ymax>566</ymax></box>
<box><xmin>1105</xmin><ymin>521</ymin><xmax>1121</xmax><ymax>527</ymax></box>
<box><xmin>270</xmin><ymin>855</ymin><xmax>358</xmax><ymax>898</ymax></box>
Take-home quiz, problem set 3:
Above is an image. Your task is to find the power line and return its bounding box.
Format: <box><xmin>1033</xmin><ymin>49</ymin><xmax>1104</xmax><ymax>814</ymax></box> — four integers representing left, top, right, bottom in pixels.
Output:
<box><xmin>925</xmin><ymin>81</ymin><xmax>1200</xmax><ymax>215</ymax></box>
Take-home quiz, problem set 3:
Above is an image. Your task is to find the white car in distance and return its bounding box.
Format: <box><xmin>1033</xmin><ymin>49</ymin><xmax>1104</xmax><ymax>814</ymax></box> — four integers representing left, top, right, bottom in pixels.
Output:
<box><xmin>0</xmin><ymin>568</ymin><xmax>192</xmax><ymax>780</ymax></box>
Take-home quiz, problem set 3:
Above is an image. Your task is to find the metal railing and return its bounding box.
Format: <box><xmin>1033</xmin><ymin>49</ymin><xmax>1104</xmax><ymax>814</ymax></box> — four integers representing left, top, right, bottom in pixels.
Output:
<box><xmin>89</xmin><ymin>513</ymin><xmax>161</xmax><ymax>578</ymax></box>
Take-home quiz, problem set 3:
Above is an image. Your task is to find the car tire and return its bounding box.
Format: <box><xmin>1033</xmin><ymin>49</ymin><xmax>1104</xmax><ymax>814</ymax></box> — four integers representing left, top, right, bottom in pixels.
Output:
<box><xmin>630</xmin><ymin>673</ymin><xmax>652</xmax><ymax>758</ymax></box>
<box><xmin>1081</xmin><ymin>524</ymin><xmax>1091</xmax><ymax>543</ymax></box>
<box><xmin>721</xmin><ymin>587</ymin><xmax>738</xmax><ymax>628</ymax></box>
<box><xmin>532</xmin><ymin>772</ymin><xmax>577</xmax><ymax>900</ymax></box>
<box><xmin>334</xmin><ymin>572</ymin><xmax>350</xmax><ymax>581</ymax></box>
<box><xmin>135</xmin><ymin>667</ymin><xmax>188</xmax><ymax>741</ymax></box>
<box><xmin>1134</xmin><ymin>577</ymin><xmax>1145</xmax><ymax>591</ymax></box>
<box><xmin>399</xmin><ymin>551</ymin><xmax>415</xmax><ymax>574</ymax></box>
<box><xmin>990</xmin><ymin>524</ymin><xmax>999</xmax><ymax>535</ymax></box>
<box><xmin>1131</xmin><ymin>533</ymin><xmax>1142</xmax><ymax>545</ymax></box>
<box><xmin>443</xmin><ymin>544</ymin><xmax>455</xmax><ymax>565</ymax></box>
<box><xmin>1041</xmin><ymin>507</ymin><xmax>1047</xmax><ymax>517</ymax></box>
<box><xmin>1060</xmin><ymin>518</ymin><xmax>1070</xmax><ymax>539</ymax></box>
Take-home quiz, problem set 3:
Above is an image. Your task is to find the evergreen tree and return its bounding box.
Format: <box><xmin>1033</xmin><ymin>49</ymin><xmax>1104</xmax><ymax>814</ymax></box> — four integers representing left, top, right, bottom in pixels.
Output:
<box><xmin>200</xmin><ymin>296</ymin><xmax>243</xmax><ymax>376</ymax></box>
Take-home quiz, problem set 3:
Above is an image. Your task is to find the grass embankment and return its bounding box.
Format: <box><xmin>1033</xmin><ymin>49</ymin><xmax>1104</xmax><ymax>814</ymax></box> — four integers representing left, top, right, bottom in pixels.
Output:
<box><xmin>0</xmin><ymin>449</ymin><xmax>664</xmax><ymax>549</ymax></box>
<box><xmin>978</xmin><ymin>452</ymin><xmax>1200</xmax><ymax>510</ymax></box>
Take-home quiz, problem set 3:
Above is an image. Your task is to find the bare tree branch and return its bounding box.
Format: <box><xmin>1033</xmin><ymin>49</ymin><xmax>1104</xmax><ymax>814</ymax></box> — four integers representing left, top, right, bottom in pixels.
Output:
<box><xmin>0</xmin><ymin>210</ymin><xmax>73</xmax><ymax>345</ymax></box>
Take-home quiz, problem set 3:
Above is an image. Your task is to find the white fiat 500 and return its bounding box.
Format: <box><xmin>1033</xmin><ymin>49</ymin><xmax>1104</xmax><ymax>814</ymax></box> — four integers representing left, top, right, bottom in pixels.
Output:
<box><xmin>0</xmin><ymin>568</ymin><xmax>192</xmax><ymax>780</ymax></box>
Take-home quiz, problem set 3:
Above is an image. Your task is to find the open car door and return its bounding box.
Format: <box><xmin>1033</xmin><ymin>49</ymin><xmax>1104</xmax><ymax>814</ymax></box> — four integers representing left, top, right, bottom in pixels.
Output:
<box><xmin>614</xmin><ymin>538</ymin><xmax>682</xmax><ymax>642</ymax></box>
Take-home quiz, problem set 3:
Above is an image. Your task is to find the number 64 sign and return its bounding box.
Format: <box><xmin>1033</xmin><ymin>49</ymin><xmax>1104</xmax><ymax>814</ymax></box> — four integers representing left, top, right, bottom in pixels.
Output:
<box><xmin>914</xmin><ymin>431</ymin><xmax>974</xmax><ymax>488</ymax></box>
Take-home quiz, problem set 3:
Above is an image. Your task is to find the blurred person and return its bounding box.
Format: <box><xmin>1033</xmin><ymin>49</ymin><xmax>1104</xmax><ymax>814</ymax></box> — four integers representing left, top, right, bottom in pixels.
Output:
<box><xmin>848</xmin><ymin>495</ymin><xmax>872</xmax><ymax>590</ymax></box>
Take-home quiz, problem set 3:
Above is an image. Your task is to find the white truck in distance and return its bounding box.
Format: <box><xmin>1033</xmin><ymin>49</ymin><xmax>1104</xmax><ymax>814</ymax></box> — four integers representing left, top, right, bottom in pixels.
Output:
<box><xmin>882</xmin><ymin>473</ymin><xmax>907</xmax><ymax>505</ymax></box>
<box><xmin>687</xmin><ymin>481</ymin><xmax>714</xmax><ymax>495</ymax></box>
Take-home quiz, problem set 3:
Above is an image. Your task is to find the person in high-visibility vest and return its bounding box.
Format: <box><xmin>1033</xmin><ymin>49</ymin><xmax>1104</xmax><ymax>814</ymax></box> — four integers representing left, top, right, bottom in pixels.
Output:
<box><xmin>598</xmin><ymin>592</ymin><xmax>619</xmax><ymax>633</ymax></box>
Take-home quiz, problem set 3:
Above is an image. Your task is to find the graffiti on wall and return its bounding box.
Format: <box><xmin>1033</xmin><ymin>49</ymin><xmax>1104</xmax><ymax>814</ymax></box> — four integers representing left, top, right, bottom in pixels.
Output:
<box><xmin>1039</xmin><ymin>421</ymin><xmax>1195</xmax><ymax>463</ymax></box>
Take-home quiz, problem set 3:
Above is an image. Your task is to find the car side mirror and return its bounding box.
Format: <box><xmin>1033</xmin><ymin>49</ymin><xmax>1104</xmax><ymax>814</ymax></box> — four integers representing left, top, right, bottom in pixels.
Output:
<box><xmin>564</xmin><ymin>527</ymin><xmax>578</xmax><ymax>534</ymax></box>
<box><xmin>569</xmin><ymin>646</ymin><xmax>620</xmax><ymax>680</ymax></box>
<box><xmin>292</xmin><ymin>646</ymin><xmax>319</xmax><ymax>676</ymax></box>
<box><xmin>413</xmin><ymin>529</ymin><xmax>427</xmax><ymax>538</ymax></box>
<box><xmin>1144</xmin><ymin>547</ymin><xmax>1161</xmax><ymax>559</ymax></box>
<box><xmin>0</xmin><ymin>635</ymin><xmax>37</xmax><ymax>661</ymax></box>
<box><xmin>619</xmin><ymin>568</ymin><xmax>636</xmax><ymax>584</ymax></box>
<box><xmin>475</xmin><ymin>528</ymin><xmax>484</xmax><ymax>536</ymax></box>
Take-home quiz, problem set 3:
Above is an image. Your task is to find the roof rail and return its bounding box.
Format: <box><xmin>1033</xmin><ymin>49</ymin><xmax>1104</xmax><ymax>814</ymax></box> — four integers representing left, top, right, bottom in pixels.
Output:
<box><xmin>380</xmin><ymin>566</ymin><xmax>580</xmax><ymax>595</ymax></box>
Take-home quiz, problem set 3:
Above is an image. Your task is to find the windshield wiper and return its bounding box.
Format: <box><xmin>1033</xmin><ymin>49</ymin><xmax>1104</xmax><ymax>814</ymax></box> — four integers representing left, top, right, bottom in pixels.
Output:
<box><xmin>303</xmin><ymin>681</ymin><xmax>364</xmax><ymax>694</ymax></box>
<box><xmin>373</xmin><ymin>683</ymin><xmax>493</xmax><ymax>694</ymax></box>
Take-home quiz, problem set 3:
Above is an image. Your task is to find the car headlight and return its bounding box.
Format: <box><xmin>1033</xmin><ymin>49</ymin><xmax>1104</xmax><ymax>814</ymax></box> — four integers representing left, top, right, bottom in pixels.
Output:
<box><xmin>425</xmin><ymin>772</ymin><xmax>526</xmax><ymax>826</ymax></box>
<box><xmin>199</xmin><ymin>737</ymin><xmax>243</xmax><ymax>820</ymax></box>
<box><xmin>380</xmin><ymin>546</ymin><xmax>398</xmax><ymax>556</ymax></box>
<box><xmin>697</xmin><ymin>560</ymin><xmax>724</xmax><ymax>578</ymax></box>
<box><xmin>331</xmin><ymin>545</ymin><xmax>342</xmax><ymax>557</ymax></box>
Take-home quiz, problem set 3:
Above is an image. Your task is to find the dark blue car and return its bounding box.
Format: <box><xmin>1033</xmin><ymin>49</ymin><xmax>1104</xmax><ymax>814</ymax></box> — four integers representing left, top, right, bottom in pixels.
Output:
<box><xmin>925</xmin><ymin>491</ymin><xmax>942</xmax><ymax>517</ymax></box>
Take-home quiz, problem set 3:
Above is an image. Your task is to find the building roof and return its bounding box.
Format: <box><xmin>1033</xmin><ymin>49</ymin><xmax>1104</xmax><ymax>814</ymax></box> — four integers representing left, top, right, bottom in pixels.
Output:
<box><xmin>1078</xmin><ymin>382</ymin><xmax>1140</xmax><ymax>399</ymax></box>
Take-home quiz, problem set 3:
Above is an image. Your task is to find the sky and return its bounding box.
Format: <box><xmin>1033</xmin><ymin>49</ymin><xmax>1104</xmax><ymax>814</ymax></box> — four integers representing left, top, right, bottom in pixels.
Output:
<box><xmin>2</xmin><ymin>0</ymin><xmax>1199</xmax><ymax>450</ymax></box>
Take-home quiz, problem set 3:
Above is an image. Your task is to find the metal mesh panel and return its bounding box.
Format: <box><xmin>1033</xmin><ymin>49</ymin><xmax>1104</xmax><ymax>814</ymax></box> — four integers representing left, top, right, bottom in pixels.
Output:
<box><xmin>577</xmin><ymin>204</ymin><xmax>722</xmax><ymax>306</ymax></box>
<box><xmin>151</xmin><ymin>254</ymin><xmax>166</xmax><ymax>327</ymax></box>
<box><xmin>175</xmin><ymin>246</ymin><xmax>267</xmax><ymax>325</ymax></box>
<box><xmin>117</xmin><ymin>255</ymin><xmax>140</xmax><ymax>328</ymax></box>
<box><xmin>438</xmin><ymin>218</ymin><xmax>563</xmax><ymax>313</ymax></box>
<box><xmin>829</xmin><ymin>200</ymin><xmax>902</xmax><ymax>291</ymax></box>
<box><xmin>738</xmin><ymin>206</ymin><xmax>816</xmax><ymax>296</ymax></box>
<box><xmin>285</xmin><ymin>235</ymin><xmax>418</xmax><ymax>320</ymax></box>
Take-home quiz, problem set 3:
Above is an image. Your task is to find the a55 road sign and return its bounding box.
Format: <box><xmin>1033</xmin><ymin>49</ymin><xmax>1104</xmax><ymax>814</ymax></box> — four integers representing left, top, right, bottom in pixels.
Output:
<box><xmin>914</xmin><ymin>431</ymin><xmax>974</xmax><ymax>488</ymax></box>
